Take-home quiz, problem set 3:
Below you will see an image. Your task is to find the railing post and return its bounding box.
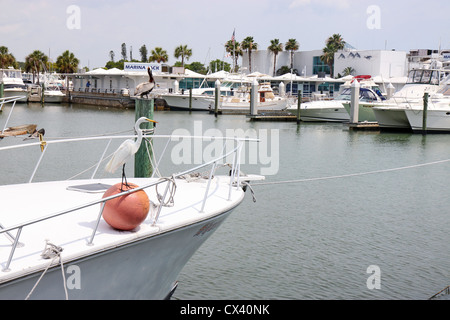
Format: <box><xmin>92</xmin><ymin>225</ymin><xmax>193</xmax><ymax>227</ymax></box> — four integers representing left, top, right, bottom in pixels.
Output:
<box><xmin>88</xmin><ymin>202</ymin><xmax>106</xmax><ymax>246</ymax></box>
<box><xmin>3</xmin><ymin>227</ymin><xmax>23</xmax><ymax>272</ymax></box>
<box><xmin>200</xmin><ymin>162</ymin><xmax>217</xmax><ymax>213</ymax></box>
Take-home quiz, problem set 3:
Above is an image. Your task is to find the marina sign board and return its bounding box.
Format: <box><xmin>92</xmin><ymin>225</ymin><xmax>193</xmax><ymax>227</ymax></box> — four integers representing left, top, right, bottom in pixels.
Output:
<box><xmin>124</xmin><ymin>62</ymin><xmax>161</xmax><ymax>73</ymax></box>
<box><xmin>443</xmin><ymin>53</ymin><xmax>450</xmax><ymax>61</ymax></box>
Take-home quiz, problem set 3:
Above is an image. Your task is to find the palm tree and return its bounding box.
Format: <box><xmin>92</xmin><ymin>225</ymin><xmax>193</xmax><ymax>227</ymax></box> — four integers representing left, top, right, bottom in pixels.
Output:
<box><xmin>149</xmin><ymin>47</ymin><xmax>168</xmax><ymax>63</ymax></box>
<box><xmin>0</xmin><ymin>46</ymin><xmax>17</xmax><ymax>69</ymax></box>
<box><xmin>25</xmin><ymin>50</ymin><xmax>49</xmax><ymax>84</ymax></box>
<box><xmin>139</xmin><ymin>45</ymin><xmax>147</xmax><ymax>63</ymax></box>
<box><xmin>241</xmin><ymin>36</ymin><xmax>258</xmax><ymax>73</ymax></box>
<box><xmin>268</xmin><ymin>39</ymin><xmax>283</xmax><ymax>76</ymax></box>
<box><xmin>225</xmin><ymin>39</ymin><xmax>242</xmax><ymax>73</ymax></box>
<box><xmin>174</xmin><ymin>45</ymin><xmax>192</xmax><ymax>67</ymax></box>
<box><xmin>320</xmin><ymin>34</ymin><xmax>346</xmax><ymax>77</ymax></box>
<box><xmin>56</xmin><ymin>50</ymin><xmax>79</xmax><ymax>73</ymax></box>
<box><xmin>285</xmin><ymin>39</ymin><xmax>299</xmax><ymax>71</ymax></box>
<box><xmin>342</xmin><ymin>66</ymin><xmax>355</xmax><ymax>76</ymax></box>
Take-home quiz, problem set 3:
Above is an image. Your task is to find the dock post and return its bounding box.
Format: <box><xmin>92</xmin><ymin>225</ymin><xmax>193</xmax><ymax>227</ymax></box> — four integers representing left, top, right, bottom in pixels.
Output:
<box><xmin>422</xmin><ymin>92</ymin><xmax>428</xmax><ymax>135</ymax></box>
<box><xmin>134</xmin><ymin>98</ymin><xmax>155</xmax><ymax>178</ymax></box>
<box><xmin>41</xmin><ymin>82</ymin><xmax>45</xmax><ymax>104</ymax></box>
<box><xmin>350</xmin><ymin>79</ymin><xmax>360</xmax><ymax>124</ymax></box>
<box><xmin>296</xmin><ymin>90</ymin><xmax>302</xmax><ymax>124</ymax></box>
<box><xmin>250</xmin><ymin>79</ymin><xmax>258</xmax><ymax>116</ymax></box>
<box><xmin>189</xmin><ymin>88</ymin><xmax>192</xmax><ymax>111</ymax></box>
<box><xmin>214</xmin><ymin>80</ymin><xmax>220</xmax><ymax>117</ymax></box>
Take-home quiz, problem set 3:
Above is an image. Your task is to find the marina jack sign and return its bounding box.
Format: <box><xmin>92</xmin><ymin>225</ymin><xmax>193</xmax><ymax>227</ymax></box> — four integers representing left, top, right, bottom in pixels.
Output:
<box><xmin>124</xmin><ymin>62</ymin><xmax>162</xmax><ymax>73</ymax></box>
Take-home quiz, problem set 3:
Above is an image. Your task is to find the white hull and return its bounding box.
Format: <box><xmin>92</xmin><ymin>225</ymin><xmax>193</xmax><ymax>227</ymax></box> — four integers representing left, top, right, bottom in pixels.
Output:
<box><xmin>220</xmin><ymin>98</ymin><xmax>289</xmax><ymax>112</ymax></box>
<box><xmin>405</xmin><ymin>108</ymin><xmax>450</xmax><ymax>133</ymax></box>
<box><xmin>2</xmin><ymin>90</ymin><xmax>28</xmax><ymax>102</ymax></box>
<box><xmin>43</xmin><ymin>93</ymin><xmax>64</xmax><ymax>103</ymax></box>
<box><xmin>161</xmin><ymin>93</ymin><xmax>214</xmax><ymax>111</ymax></box>
<box><xmin>288</xmin><ymin>101</ymin><xmax>349</xmax><ymax>122</ymax></box>
<box><xmin>0</xmin><ymin>177</ymin><xmax>244</xmax><ymax>300</ymax></box>
<box><xmin>372</xmin><ymin>106</ymin><xmax>411</xmax><ymax>130</ymax></box>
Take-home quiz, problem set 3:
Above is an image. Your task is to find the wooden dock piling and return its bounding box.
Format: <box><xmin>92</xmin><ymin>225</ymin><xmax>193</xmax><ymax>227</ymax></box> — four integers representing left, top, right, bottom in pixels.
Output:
<box><xmin>134</xmin><ymin>98</ymin><xmax>154</xmax><ymax>178</ymax></box>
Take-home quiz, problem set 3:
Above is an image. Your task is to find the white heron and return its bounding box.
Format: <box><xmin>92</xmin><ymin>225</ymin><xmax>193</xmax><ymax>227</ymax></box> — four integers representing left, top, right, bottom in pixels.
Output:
<box><xmin>105</xmin><ymin>117</ymin><xmax>157</xmax><ymax>189</ymax></box>
<box><xmin>135</xmin><ymin>67</ymin><xmax>155</xmax><ymax>98</ymax></box>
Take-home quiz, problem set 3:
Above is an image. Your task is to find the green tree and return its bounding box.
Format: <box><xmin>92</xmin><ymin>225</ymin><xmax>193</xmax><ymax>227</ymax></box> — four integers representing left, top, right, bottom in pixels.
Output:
<box><xmin>268</xmin><ymin>39</ymin><xmax>283</xmax><ymax>76</ymax></box>
<box><xmin>109</xmin><ymin>50</ymin><xmax>115</xmax><ymax>62</ymax></box>
<box><xmin>121</xmin><ymin>43</ymin><xmax>127</xmax><ymax>60</ymax></box>
<box><xmin>139</xmin><ymin>45</ymin><xmax>148</xmax><ymax>63</ymax></box>
<box><xmin>0</xmin><ymin>46</ymin><xmax>17</xmax><ymax>69</ymax></box>
<box><xmin>25</xmin><ymin>50</ymin><xmax>49</xmax><ymax>84</ymax></box>
<box><xmin>209</xmin><ymin>59</ymin><xmax>231</xmax><ymax>72</ymax></box>
<box><xmin>285</xmin><ymin>39</ymin><xmax>299</xmax><ymax>71</ymax></box>
<box><xmin>241</xmin><ymin>36</ymin><xmax>258</xmax><ymax>73</ymax></box>
<box><xmin>225</xmin><ymin>38</ymin><xmax>242</xmax><ymax>73</ymax></box>
<box><xmin>174</xmin><ymin>45</ymin><xmax>192</xmax><ymax>67</ymax></box>
<box><xmin>149</xmin><ymin>47</ymin><xmax>168</xmax><ymax>63</ymax></box>
<box><xmin>185</xmin><ymin>61</ymin><xmax>207</xmax><ymax>74</ymax></box>
<box><xmin>342</xmin><ymin>66</ymin><xmax>355</xmax><ymax>76</ymax></box>
<box><xmin>56</xmin><ymin>50</ymin><xmax>79</xmax><ymax>73</ymax></box>
<box><xmin>320</xmin><ymin>34</ymin><xmax>345</xmax><ymax>77</ymax></box>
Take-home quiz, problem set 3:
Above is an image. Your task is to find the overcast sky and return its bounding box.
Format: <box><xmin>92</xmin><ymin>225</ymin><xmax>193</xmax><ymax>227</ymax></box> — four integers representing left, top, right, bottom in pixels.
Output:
<box><xmin>1</xmin><ymin>0</ymin><xmax>449</xmax><ymax>69</ymax></box>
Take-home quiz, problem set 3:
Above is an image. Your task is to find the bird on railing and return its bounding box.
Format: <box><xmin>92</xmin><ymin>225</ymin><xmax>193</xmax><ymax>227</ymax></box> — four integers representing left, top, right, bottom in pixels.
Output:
<box><xmin>23</xmin><ymin>128</ymin><xmax>45</xmax><ymax>141</ymax></box>
<box><xmin>135</xmin><ymin>67</ymin><xmax>155</xmax><ymax>99</ymax></box>
<box><xmin>105</xmin><ymin>117</ymin><xmax>157</xmax><ymax>190</ymax></box>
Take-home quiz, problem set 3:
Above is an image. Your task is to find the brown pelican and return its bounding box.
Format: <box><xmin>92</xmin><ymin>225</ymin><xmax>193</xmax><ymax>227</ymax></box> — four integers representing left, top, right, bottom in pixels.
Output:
<box><xmin>135</xmin><ymin>67</ymin><xmax>155</xmax><ymax>98</ymax></box>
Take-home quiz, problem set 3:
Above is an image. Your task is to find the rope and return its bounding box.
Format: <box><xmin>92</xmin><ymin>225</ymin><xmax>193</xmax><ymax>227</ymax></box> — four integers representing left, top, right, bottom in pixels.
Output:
<box><xmin>156</xmin><ymin>176</ymin><xmax>177</xmax><ymax>207</ymax></box>
<box><xmin>25</xmin><ymin>240</ymin><xmax>68</xmax><ymax>300</ymax></box>
<box><xmin>250</xmin><ymin>158</ymin><xmax>450</xmax><ymax>187</ymax></box>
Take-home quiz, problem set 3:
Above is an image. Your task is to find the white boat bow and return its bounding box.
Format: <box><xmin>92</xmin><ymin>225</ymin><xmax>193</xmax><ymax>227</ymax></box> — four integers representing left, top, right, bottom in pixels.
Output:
<box><xmin>0</xmin><ymin>133</ymin><xmax>263</xmax><ymax>299</ymax></box>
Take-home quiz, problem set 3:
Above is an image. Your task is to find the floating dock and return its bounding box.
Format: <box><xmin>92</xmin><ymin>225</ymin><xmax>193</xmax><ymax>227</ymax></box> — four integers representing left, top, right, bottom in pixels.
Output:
<box><xmin>247</xmin><ymin>111</ymin><xmax>298</xmax><ymax>121</ymax></box>
<box><xmin>347</xmin><ymin>121</ymin><xmax>380</xmax><ymax>131</ymax></box>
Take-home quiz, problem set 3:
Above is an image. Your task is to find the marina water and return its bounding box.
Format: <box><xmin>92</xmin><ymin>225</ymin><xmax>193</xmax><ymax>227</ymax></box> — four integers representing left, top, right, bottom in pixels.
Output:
<box><xmin>1</xmin><ymin>102</ymin><xmax>449</xmax><ymax>300</ymax></box>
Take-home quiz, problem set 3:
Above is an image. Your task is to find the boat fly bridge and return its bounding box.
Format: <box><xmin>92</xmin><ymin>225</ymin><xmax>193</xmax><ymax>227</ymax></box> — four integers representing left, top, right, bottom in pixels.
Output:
<box><xmin>0</xmin><ymin>130</ymin><xmax>263</xmax><ymax>299</ymax></box>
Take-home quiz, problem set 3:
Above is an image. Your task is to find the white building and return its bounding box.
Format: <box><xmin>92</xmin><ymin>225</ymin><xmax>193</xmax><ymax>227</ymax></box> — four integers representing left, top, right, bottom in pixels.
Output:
<box><xmin>242</xmin><ymin>49</ymin><xmax>407</xmax><ymax>78</ymax></box>
<box><xmin>241</xmin><ymin>48</ymin><xmax>409</xmax><ymax>96</ymax></box>
<box><xmin>334</xmin><ymin>49</ymin><xmax>407</xmax><ymax>79</ymax></box>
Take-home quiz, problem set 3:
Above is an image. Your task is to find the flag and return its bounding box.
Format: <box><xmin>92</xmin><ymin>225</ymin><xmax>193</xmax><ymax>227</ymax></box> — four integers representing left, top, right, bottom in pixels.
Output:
<box><xmin>231</xmin><ymin>29</ymin><xmax>235</xmax><ymax>45</ymax></box>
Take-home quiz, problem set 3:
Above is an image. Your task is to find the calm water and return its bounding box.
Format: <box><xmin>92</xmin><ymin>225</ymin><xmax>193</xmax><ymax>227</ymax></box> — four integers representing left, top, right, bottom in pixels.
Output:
<box><xmin>1</xmin><ymin>102</ymin><xmax>449</xmax><ymax>300</ymax></box>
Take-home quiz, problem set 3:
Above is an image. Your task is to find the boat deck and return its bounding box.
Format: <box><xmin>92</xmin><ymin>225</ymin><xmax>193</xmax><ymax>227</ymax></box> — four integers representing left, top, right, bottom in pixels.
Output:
<box><xmin>0</xmin><ymin>176</ymin><xmax>245</xmax><ymax>284</ymax></box>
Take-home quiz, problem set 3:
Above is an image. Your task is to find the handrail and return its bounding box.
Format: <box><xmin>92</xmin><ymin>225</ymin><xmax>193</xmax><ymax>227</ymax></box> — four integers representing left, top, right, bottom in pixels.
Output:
<box><xmin>0</xmin><ymin>134</ymin><xmax>257</xmax><ymax>272</ymax></box>
<box><xmin>0</xmin><ymin>96</ymin><xmax>27</xmax><ymax>133</ymax></box>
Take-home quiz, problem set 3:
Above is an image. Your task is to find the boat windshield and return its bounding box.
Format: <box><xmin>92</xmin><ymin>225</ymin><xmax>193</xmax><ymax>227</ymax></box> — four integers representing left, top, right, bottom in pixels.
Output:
<box><xmin>335</xmin><ymin>88</ymin><xmax>382</xmax><ymax>101</ymax></box>
<box><xmin>335</xmin><ymin>88</ymin><xmax>351</xmax><ymax>100</ymax></box>
<box><xmin>360</xmin><ymin>88</ymin><xmax>380</xmax><ymax>102</ymax></box>
<box><xmin>407</xmin><ymin>69</ymin><xmax>440</xmax><ymax>85</ymax></box>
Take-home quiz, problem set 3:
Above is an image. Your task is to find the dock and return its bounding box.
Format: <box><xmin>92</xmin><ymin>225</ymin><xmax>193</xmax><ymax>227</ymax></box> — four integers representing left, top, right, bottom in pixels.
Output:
<box><xmin>347</xmin><ymin>121</ymin><xmax>380</xmax><ymax>131</ymax></box>
<box><xmin>246</xmin><ymin>111</ymin><xmax>298</xmax><ymax>121</ymax></box>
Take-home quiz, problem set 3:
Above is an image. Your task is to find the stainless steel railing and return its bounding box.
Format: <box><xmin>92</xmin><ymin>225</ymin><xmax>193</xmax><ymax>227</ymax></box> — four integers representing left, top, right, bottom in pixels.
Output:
<box><xmin>0</xmin><ymin>134</ymin><xmax>256</xmax><ymax>272</ymax></box>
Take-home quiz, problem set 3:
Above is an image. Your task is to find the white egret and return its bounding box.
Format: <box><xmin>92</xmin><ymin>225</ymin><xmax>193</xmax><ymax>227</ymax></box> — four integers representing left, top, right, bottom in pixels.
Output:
<box><xmin>106</xmin><ymin>117</ymin><xmax>157</xmax><ymax>189</ymax></box>
<box><xmin>135</xmin><ymin>67</ymin><xmax>155</xmax><ymax>98</ymax></box>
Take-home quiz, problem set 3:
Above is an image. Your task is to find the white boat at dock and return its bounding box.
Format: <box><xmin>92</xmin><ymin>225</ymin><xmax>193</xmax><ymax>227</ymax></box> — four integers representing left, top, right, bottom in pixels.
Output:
<box><xmin>0</xmin><ymin>68</ymin><xmax>28</xmax><ymax>102</ymax></box>
<box><xmin>0</xmin><ymin>123</ymin><xmax>263</xmax><ymax>299</ymax></box>
<box><xmin>372</xmin><ymin>66</ymin><xmax>450</xmax><ymax>130</ymax></box>
<box><xmin>404</xmin><ymin>82</ymin><xmax>450</xmax><ymax>133</ymax></box>
<box><xmin>218</xmin><ymin>82</ymin><xmax>291</xmax><ymax>113</ymax></box>
<box><xmin>291</xmin><ymin>76</ymin><xmax>385</xmax><ymax>122</ymax></box>
<box><xmin>43</xmin><ymin>83</ymin><xmax>65</xmax><ymax>103</ymax></box>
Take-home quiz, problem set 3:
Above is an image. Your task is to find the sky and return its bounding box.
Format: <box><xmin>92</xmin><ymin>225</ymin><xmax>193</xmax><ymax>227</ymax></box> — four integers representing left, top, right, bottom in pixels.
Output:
<box><xmin>1</xmin><ymin>0</ymin><xmax>449</xmax><ymax>70</ymax></box>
